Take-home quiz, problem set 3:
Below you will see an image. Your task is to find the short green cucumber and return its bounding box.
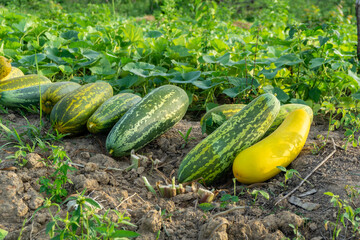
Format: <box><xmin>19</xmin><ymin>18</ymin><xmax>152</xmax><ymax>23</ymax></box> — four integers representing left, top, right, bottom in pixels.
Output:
<box><xmin>177</xmin><ymin>93</ymin><xmax>280</xmax><ymax>184</ymax></box>
<box><xmin>50</xmin><ymin>82</ymin><xmax>113</xmax><ymax>134</ymax></box>
<box><xmin>41</xmin><ymin>82</ymin><xmax>81</xmax><ymax>114</ymax></box>
<box><xmin>87</xmin><ymin>93</ymin><xmax>142</xmax><ymax>134</ymax></box>
<box><xmin>0</xmin><ymin>83</ymin><xmax>53</xmax><ymax>107</ymax></box>
<box><xmin>106</xmin><ymin>85</ymin><xmax>189</xmax><ymax>157</ymax></box>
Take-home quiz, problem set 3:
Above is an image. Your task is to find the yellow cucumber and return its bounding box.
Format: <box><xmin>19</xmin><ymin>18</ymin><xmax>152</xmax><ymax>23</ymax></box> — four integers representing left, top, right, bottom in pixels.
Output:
<box><xmin>232</xmin><ymin>109</ymin><xmax>311</xmax><ymax>184</ymax></box>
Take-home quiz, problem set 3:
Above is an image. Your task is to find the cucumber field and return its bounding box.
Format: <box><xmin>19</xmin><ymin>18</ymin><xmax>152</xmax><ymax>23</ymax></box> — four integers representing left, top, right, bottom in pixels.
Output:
<box><xmin>0</xmin><ymin>0</ymin><xmax>360</xmax><ymax>239</ymax></box>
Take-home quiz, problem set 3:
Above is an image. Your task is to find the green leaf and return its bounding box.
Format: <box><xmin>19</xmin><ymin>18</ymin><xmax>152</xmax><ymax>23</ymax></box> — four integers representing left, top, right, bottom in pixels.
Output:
<box><xmin>123</xmin><ymin>62</ymin><xmax>155</xmax><ymax>78</ymax></box>
<box><xmin>198</xmin><ymin>203</ymin><xmax>215</xmax><ymax>212</ymax></box>
<box><xmin>348</xmin><ymin>70</ymin><xmax>360</xmax><ymax>86</ymax></box>
<box><xmin>145</xmin><ymin>30</ymin><xmax>163</xmax><ymax>38</ymax></box>
<box><xmin>263</xmin><ymin>85</ymin><xmax>289</xmax><ymax>103</ymax></box>
<box><xmin>277</xmin><ymin>166</ymin><xmax>287</xmax><ymax>172</ymax></box>
<box><xmin>82</xmin><ymin>49</ymin><xmax>100</xmax><ymax>60</ymax></box>
<box><xmin>45</xmin><ymin>221</ymin><xmax>56</xmax><ymax>235</ymax></box>
<box><xmin>217</xmin><ymin>52</ymin><xmax>230</xmax><ymax>65</ymax></box>
<box><xmin>19</xmin><ymin>53</ymin><xmax>46</xmax><ymax>66</ymax></box>
<box><xmin>309</xmin><ymin>58</ymin><xmax>325</xmax><ymax>69</ymax></box>
<box><xmin>202</xmin><ymin>55</ymin><xmax>216</xmax><ymax>64</ymax></box>
<box><xmin>318</xmin><ymin>36</ymin><xmax>329</xmax><ymax>47</ymax></box>
<box><xmin>309</xmin><ymin>87</ymin><xmax>321</xmax><ymax>102</ymax></box>
<box><xmin>275</xmin><ymin>54</ymin><xmax>303</xmax><ymax>67</ymax></box>
<box><xmin>183</xmin><ymin>71</ymin><xmax>201</xmax><ymax>82</ymax></box>
<box><xmin>192</xmin><ymin>80</ymin><xmax>223</xmax><ymax>90</ymax></box>
<box><xmin>115</xmin><ymin>75</ymin><xmax>140</xmax><ymax>88</ymax></box>
<box><xmin>167</xmin><ymin>45</ymin><xmax>191</xmax><ymax>58</ymax></box>
<box><xmin>84</xmin><ymin>198</ymin><xmax>101</xmax><ymax>209</ymax></box>
<box><xmin>12</xmin><ymin>20</ymin><xmax>29</xmax><ymax>33</ymax></box>
<box><xmin>0</xmin><ymin>229</ymin><xmax>8</xmax><ymax>240</ymax></box>
<box><xmin>223</xmin><ymin>87</ymin><xmax>240</xmax><ymax>98</ymax></box>
<box><xmin>69</xmin><ymin>40</ymin><xmax>91</xmax><ymax>49</ymax></box>
<box><xmin>110</xmin><ymin>230</ymin><xmax>141</xmax><ymax>238</ymax></box>
<box><xmin>61</xmin><ymin>30</ymin><xmax>79</xmax><ymax>40</ymax></box>
<box><xmin>259</xmin><ymin>68</ymin><xmax>279</xmax><ymax>79</ymax></box>
<box><xmin>123</xmin><ymin>24</ymin><xmax>144</xmax><ymax>43</ymax></box>
<box><xmin>210</xmin><ymin>38</ymin><xmax>229</xmax><ymax>52</ymax></box>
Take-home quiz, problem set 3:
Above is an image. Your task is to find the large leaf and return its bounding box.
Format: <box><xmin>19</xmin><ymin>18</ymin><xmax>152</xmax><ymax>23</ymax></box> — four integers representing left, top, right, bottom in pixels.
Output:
<box><xmin>123</xmin><ymin>24</ymin><xmax>143</xmax><ymax>43</ymax></box>
<box><xmin>263</xmin><ymin>85</ymin><xmax>289</xmax><ymax>103</ymax></box>
<box><xmin>123</xmin><ymin>62</ymin><xmax>155</xmax><ymax>78</ymax></box>
<box><xmin>275</xmin><ymin>53</ymin><xmax>303</xmax><ymax>67</ymax></box>
<box><xmin>19</xmin><ymin>53</ymin><xmax>46</xmax><ymax>66</ymax></box>
<box><xmin>309</xmin><ymin>58</ymin><xmax>325</xmax><ymax>69</ymax></box>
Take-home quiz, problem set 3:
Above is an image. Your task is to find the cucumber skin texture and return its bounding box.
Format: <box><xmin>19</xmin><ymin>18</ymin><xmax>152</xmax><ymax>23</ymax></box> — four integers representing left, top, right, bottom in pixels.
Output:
<box><xmin>0</xmin><ymin>67</ymin><xmax>24</xmax><ymax>82</ymax></box>
<box><xmin>50</xmin><ymin>82</ymin><xmax>113</xmax><ymax>134</ymax></box>
<box><xmin>200</xmin><ymin>104</ymin><xmax>246</xmax><ymax>135</ymax></box>
<box><xmin>106</xmin><ymin>85</ymin><xmax>189</xmax><ymax>157</ymax></box>
<box><xmin>87</xmin><ymin>93</ymin><xmax>142</xmax><ymax>134</ymax></box>
<box><xmin>177</xmin><ymin>93</ymin><xmax>280</xmax><ymax>185</ymax></box>
<box><xmin>41</xmin><ymin>82</ymin><xmax>81</xmax><ymax>114</ymax></box>
<box><xmin>0</xmin><ymin>75</ymin><xmax>51</xmax><ymax>93</ymax></box>
<box><xmin>233</xmin><ymin>109</ymin><xmax>311</xmax><ymax>184</ymax></box>
<box><xmin>0</xmin><ymin>83</ymin><xmax>53</xmax><ymax>107</ymax></box>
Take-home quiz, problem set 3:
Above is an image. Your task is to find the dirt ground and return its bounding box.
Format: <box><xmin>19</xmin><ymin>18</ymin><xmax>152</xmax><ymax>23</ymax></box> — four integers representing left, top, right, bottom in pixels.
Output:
<box><xmin>0</xmin><ymin>109</ymin><xmax>359</xmax><ymax>240</ymax></box>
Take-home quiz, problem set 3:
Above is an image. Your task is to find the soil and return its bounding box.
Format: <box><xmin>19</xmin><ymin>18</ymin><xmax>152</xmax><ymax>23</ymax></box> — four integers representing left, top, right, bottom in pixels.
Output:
<box><xmin>0</xmin><ymin>109</ymin><xmax>360</xmax><ymax>240</ymax></box>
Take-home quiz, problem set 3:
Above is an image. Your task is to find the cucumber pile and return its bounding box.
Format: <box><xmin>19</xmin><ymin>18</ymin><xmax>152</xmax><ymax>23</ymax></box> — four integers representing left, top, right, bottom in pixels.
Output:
<box><xmin>0</xmin><ymin>56</ymin><xmax>312</xmax><ymax>185</ymax></box>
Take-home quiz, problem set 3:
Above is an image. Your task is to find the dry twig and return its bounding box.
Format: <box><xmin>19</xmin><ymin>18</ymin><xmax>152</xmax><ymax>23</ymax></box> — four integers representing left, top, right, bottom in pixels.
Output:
<box><xmin>275</xmin><ymin>138</ymin><xmax>337</xmax><ymax>206</ymax></box>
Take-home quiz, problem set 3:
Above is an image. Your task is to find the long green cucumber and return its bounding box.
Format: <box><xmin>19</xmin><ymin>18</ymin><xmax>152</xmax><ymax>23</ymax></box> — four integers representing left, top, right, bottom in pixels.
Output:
<box><xmin>0</xmin><ymin>83</ymin><xmax>53</xmax><ymax>107</ymax></box>
<box><xmin>106</xmin><ymin>85</ymin><xmax>189</xmax><ymax>157</ymax></box>
<box><xmin>0</xmin><ymin>75</ymin><xmax>51</xmax><ymax>93</ymax></box>
<box><xmin>178</xmin><ymin>93</ymin><xmax>280</xmax><ymax>184</ymax></box>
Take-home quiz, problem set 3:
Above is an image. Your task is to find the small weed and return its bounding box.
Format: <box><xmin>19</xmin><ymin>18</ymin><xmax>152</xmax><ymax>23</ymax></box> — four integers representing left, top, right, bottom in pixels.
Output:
<box><xmin>324</xmin><ymin>191</ymin><xmax>360</xmax><ymax>239</ymax></box>
<box><xmin>277</xmin><ymin>166</ymin><xmax>313</xmax><ymax>189</ymax></box>
<box><xmin>34</xmin><ymin>192</ymin><xmax>140</xmax><ymax>239</ymax></box>
<box><xmin>178</xmin><ymin>127</ymin><xmax>196</xmax><ymax>148</ymax></box>
<box><xmin>219</xmin><ymin>194</ymin><xmax>239</xmax><ymax>208</ymax></box>
<box><xmin>38</xmin><ymin>145</ymin><xmax>76</xmax><ymax>202</ymax></box>
<box><xmin>250</xmin><ymin>189</ymin><xmax>269</xmax><ymax>204</ymax></box>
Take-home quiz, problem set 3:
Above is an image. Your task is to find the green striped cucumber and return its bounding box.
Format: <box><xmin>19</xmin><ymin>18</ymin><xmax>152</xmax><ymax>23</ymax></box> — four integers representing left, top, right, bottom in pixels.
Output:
<box><xmin>0</xmin><ymin>75</ymin><xmax>51</xmax><ymax>93</ymax></box>
<box><xmin>178</xmin><ymin>93</ymin><xmax>280</xmax><ymax>184</ymax></box>
<box><xmin>87</xmin><ymin>93</ymin><xmax>142</xmax><ymax>134</ymax></box>
<box><xmin>50</xmin><ymin>82</ymin><xmax>113</xmax><ymax>134</ymax></box>
<box><xmin>41</xmin><ymin>82</ymin><xmax>81</xmax><ymax>114</ymax></box>
<box><xmin>0</xmin><ymin>83</ymin><xmax>53</xmax><ymax>107</ymax></box>
<box><xmin>106</xmin><ymin>85</ymin><xmax>189</xmax><ymax>157</ymax></box>
<box><xmin>200</xmin><ymin>104</ymin><xmax>246</xmax><ymax>134</ymax></box>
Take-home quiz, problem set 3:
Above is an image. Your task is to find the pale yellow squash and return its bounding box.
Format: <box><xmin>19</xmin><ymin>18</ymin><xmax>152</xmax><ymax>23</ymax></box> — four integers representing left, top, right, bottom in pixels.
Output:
<box><xmin>232</xmin><ymin>109</ymin><xmax>311</xmax><ymax>184</ymax></box>
<box><xmin>0</xmin><ymin>67</ymin><xmax>24</xmax><ymax>81</ymax></box>
<box><xmin>0</xmin><ymin>56</ymin><xmax>11</xmax><ymax>80</ymax></box>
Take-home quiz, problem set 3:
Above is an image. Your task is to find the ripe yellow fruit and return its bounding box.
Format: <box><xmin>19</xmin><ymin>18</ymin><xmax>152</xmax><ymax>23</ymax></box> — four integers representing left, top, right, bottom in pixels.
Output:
<box><xmin>233</xmin><ymin>109</ymin><xmax>311</xmax><ymax>184</ymax></box>
<box><xmin>0</xmin><ymin>67</ymin><xmax>24</xmax><ymax>82</ymax></box>
<box><xmin>0</xmin><ymin>56</ymin><xmax>12</xmax><ymax>80</ymax></box>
